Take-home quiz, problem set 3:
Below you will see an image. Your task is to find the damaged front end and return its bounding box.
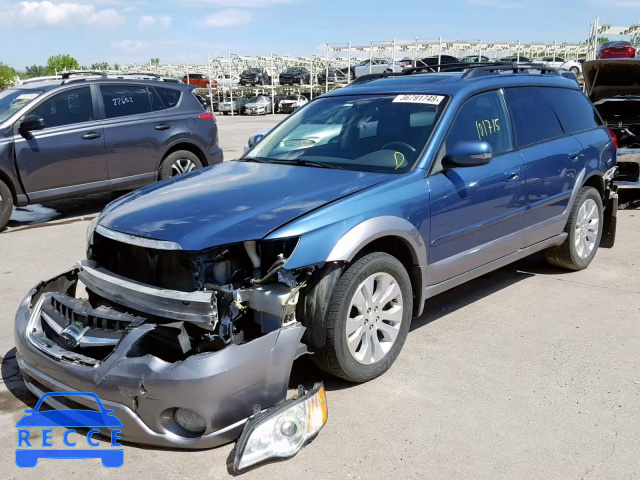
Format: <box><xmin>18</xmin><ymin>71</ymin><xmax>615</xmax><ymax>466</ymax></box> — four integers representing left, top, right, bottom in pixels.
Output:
<box><xmin>14</xmin><ymin>225</ymin><xmax>322</xmax><ymax>453</ymax></box>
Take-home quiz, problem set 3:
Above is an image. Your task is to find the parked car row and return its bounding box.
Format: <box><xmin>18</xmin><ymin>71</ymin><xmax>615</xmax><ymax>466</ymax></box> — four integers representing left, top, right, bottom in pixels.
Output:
<box><xmin>217</xmin><ymin>94</ymin><xmax>309</xmax><ymax>115</ymax></box>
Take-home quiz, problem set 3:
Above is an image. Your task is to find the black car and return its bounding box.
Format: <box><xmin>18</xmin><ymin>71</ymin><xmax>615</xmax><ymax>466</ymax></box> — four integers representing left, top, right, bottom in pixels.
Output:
<box><xmin>417</xmin><ymin>55</ymin><xmax>461</xmax><ymax>67</ymax></box>
<box><xmin>239</xmin><ymin>68</ymin><xmax>271</xmax><ymax>86</ymax></box>
<box><xmin>498</xmin><ymin>56</ymin><xmax>532</xmax><ymax>63</ymax></box>
<box><xmin>279</xmin><ymin>67</ymin><xmax>310</xmax><ymax>85</ymax></box>
<box><xmin>0</xmin><ymin>74</ymin><xmax>223</xmax><ymax>230</ymax></box>
<box><xmin>195</xmin><ymin>93</ymin><xmax>218</xmax><ymax>112</ymax></box>
<box><xmin>317</xmin><ymin>68</ymin><xmax>347</xmax><ymax>84</ymax></box>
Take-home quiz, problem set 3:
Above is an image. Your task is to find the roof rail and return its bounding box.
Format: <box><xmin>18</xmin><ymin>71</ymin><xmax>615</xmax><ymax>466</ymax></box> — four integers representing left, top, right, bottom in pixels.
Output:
<box><xmin>60</xmin><ymin>71</ymin><xmax>107</xmax><ymax>80</ymax></box>
<box><xmin>461</xmin><ymin>63</ymin><xmax>560</xmax><ymax>79</ymax></box>
<box><xmin>111</xmin><ymin>72</ymin><xmax>161</xmax><ymax>79</ymax></box>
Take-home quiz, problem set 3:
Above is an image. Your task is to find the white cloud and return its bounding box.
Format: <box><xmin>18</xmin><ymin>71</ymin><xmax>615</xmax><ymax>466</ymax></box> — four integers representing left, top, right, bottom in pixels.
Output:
<box><xmin>139</xmin><ymin>15</ymin><xmax>172</xmax><ymax>28</ymax></box>
<box><xmin>203</xmin><ymin>9</ymin><xmax>251</xmax><ymax>27</ymax></box>
<box><xmin>113</xmin><ymin>40</ymin><xmax>145</xmax><ymax>51</ymax></box>
<box><xmin>9</xmin><ymin>1</ymin><xmax>123</xmax><ymax>27</ymax></box>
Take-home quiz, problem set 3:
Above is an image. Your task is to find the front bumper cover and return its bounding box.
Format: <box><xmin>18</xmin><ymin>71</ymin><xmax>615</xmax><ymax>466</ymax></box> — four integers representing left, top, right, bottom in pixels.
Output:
<box><xmin>14</xmin><ymin>269</ymin><xmax>305</xmax><ymax>449</ymax></box>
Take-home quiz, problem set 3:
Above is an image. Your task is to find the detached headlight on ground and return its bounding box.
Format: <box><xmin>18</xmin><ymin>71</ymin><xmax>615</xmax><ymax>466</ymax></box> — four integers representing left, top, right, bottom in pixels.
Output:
<box><xmin>234</xmin><ymin>383</ymin><xmax>327</xmax><ymax>472</ymax></box>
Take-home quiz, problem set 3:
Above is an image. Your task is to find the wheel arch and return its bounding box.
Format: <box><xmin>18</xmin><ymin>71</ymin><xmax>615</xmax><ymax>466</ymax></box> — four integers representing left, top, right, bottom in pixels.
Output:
<box><xmin>0</xmin><ymin>167</ymin><xmax>18</xmax><ymax>204</ymax></box>
<box><xmin>159</xmin><ymin>140</ymin><xmax>208</xmax><ymax>170</ymax></box>
<box><xmin>582</xmin><ymin>172</ymin><xmax>605</xmax><ymax>200</ymax></box>
<box><xmin>326</xmin><ymin>216</ymin><xmax>427</xmax><ymax>317</ymax></box>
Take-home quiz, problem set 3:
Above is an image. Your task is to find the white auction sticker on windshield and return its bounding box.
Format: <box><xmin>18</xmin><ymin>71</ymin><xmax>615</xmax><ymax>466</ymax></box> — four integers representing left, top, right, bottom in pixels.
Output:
<box><xmin>16</xmin><ymin>94</ymin><xmax>39</xmax><ymax>100</ymax></box>
<box><xmin>393</xmin><ymin>94</ymin><xmax>444</xmax><ymax>105</ymax></box>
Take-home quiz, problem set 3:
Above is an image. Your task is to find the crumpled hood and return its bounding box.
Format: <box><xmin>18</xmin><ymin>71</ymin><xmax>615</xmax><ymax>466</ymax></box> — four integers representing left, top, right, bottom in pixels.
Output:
<box><xmin>99</xmin><ymin>161</ymin><xmax>393</xmax><ymax>251</ymax></box>
<box><xmin>583</xmin><ymin>59</ymin><xmax>640</xmax><ymax>102</ymax></box>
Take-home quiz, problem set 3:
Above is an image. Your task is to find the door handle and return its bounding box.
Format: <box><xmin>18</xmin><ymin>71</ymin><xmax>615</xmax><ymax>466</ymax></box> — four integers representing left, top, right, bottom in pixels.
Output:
<box><xmin>81</xmin><ymin>132</ymin><xmax>102</xmax><ymax>140</ymax></box>
<box><xmin>505</xmin><ymin>168</ymin><xmax>520</xmax><ymax>182</ymax></box>
<box><xmin>155</xmin><ymin>123</ymin><xmax>171</xmax><ymax>131</ymax></box>
<box><xmin>569</xmin><ymin>150</ymin><xmax>580</xmax><ymax>160</ymax></box>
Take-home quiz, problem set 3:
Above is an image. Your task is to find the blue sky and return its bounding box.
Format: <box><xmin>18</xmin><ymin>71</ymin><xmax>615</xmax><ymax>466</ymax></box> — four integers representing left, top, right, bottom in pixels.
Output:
<box><xmin>0</xmin><ymin>0</ymin><xmax>636</xmax><ymax>69</ymax></box>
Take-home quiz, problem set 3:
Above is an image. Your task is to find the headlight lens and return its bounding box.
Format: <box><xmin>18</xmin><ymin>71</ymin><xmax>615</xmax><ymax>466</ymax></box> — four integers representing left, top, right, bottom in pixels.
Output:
<box><xmin>234</xmin><ymin>383</ymin><xmax>327</xmax><ymax>471</ymax></box>
<box><xmin>86</xmin><ymin>216</ymin><xmax>99</xmax><ymax>246</ymax></box>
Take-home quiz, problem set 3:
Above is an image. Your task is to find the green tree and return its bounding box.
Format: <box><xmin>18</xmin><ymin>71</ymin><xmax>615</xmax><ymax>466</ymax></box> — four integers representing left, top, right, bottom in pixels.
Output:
<box><xmin>24</xmin><ymin>64</ymin><xmax>46</xmax><ymax>78</ymax></box>
<box><xmin>0</xmin><ymin>62</ymin><xmax>16</xmax><ymax>90</ymax></box>
<box><xmin>113</xmin><ymin>63</ymin><xmax>120</xmax><ymax>71</ymax></box>
<box><xmin>91</xmin><ymin>62</ymin><xmax>110</xmax><ymax>71</ymax></box>
<box><xmin>45</xmin><ymin>54</ymin><xmax>79</xmax><ymax>75</ymax></box>
<box><xmin>597</xmin><ymin>37</ymin><xmax>610</xmax><ymax>44</ymax></box>
<box><xmin>150</xmin><ymin>58</ymin><xmax>160</xmax><ymax>65</ymax></box>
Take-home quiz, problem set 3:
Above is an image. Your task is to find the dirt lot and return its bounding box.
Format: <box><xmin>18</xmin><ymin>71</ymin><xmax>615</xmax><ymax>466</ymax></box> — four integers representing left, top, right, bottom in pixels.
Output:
<box><xmin>0</xmin><ymin>114</ymin><xmax>639</xmax><ymax>480</ymax></box>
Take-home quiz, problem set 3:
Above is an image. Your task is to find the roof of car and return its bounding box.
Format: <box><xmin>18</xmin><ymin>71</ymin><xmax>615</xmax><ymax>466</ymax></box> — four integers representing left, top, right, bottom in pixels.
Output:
<box><xmin>14</xmin><ymin>77</ymin><xmax>192</xmax><ymax>91</ymax></box>
<box><xmin>322</xmin><ymin>70</ymin><xmax>580</xmax><ymax>98</ymax></box>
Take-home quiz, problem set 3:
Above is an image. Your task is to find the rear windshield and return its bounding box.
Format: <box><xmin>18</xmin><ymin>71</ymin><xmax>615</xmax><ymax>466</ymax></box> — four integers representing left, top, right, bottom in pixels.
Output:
<box><xmin>0</xmin><ymin>89</ymin><xmax>44</xmax><ymax>123</ymax></box>
<box><xmin>245</xmin><ymin>94</ymin><xmax>449</xmax><ymax>174</ymax></box>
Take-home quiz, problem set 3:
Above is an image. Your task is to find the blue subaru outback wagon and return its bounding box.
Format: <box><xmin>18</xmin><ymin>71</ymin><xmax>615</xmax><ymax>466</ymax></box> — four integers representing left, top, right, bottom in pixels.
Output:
<box><xmin>15</xmin><ymin>64</ymin><xmax>617</xmax><ymax>450</ymax></box>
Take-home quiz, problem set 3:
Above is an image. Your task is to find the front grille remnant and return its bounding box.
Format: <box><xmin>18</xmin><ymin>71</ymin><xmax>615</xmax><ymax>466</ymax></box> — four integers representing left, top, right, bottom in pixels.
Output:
<box><xmin>39</xmin><ymin>292</ymin><xmax>146</xmax><ymax>360</ymax></box>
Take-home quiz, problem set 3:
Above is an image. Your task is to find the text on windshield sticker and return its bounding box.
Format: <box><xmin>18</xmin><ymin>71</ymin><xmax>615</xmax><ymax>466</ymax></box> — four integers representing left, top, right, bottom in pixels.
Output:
<box><xmin>393</xmin><ymin>95</ymin><xmax>444</xmax><ymax>105</ymax></box>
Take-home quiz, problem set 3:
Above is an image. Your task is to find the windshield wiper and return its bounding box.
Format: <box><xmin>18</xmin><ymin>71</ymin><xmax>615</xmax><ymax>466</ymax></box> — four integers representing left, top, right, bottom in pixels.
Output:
<box><xmin>270</xmin><ymin>159</ymin><xmax>343</xmax><ymax>169</ymax></box>
<box><xmin>238</xmin><ymin>157</ymin><xmax>272</xmax><ymax>163</ymax></box>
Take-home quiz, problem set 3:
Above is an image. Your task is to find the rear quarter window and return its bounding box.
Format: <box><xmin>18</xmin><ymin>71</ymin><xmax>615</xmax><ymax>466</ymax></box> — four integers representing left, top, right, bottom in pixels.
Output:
<box><xmin>541</xmin><ymin>87</ymin><xmax>602</xmax><ymax>133</ymax></box>
<box><xmin>156</xmin><ymin>87</ymin><xmax>182</xmax><ymax>109</ymax></box>
<box><xmin>504</xmin><ymin>87</ymin><xmax>564</xmax><ymax>147</ymax></box>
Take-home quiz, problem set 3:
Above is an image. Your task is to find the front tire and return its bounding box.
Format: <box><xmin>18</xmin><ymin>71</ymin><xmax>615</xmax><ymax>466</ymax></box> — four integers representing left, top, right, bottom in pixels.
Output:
<box><xmin>569</xmin><ymin>66</ymin><xmax>579</xmax><ymax>75</ymax></box>
<box><xmin>311</xmin><ymin>252</ymin><xmax>413</xmax><ymax>383</ymax></box>
<box><xmin>545</xmin><ymin>186</ymin><xmax>603</xmax><ymax>271</ymax></box>
<box><xmin>0</xmin><ymin>180</ymin><xmax>13</xmax><ymax>231</ymax></box>
<box><xmin>158</xmin><ymin>150</ymin><xmax>203</xmax><ymax>181</ymax></box>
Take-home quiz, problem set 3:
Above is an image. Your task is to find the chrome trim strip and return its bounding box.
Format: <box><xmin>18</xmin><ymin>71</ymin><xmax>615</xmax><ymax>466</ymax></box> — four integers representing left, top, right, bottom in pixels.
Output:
<box><xmin>96</xmin><ymin>225</ymin><xmax>182</xmax><ymax>251</ymax></box>
<box><xmin>77</xmin><ymin>260</ymin><xmax>217</xmax><ymax>325</ymax></box>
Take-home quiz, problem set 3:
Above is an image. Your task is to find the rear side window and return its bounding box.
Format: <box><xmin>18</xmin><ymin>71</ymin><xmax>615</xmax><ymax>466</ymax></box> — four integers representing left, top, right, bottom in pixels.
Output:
<box><xmin>504</xmin><ymin>87</ymin><xmax>564</xmax><ymax>147</ymax></box>
<box><xmin>156</xmin><ymin>87</ymin><xmax>182</xmax><ymax>109</ymax></box>
<box><xmin>445</xmin><ymin>90</ymin><xmax>513</xmax><ymax>155</ymax></box>
<box><xmin>541</xmin><ymin>88</ymin><xmax>602</xmax><ymax>133</ymax></box>
<box><xmin>100</xmin><ymin>85</ymin><xmax>152</xmax><ymax>118</ymax></box>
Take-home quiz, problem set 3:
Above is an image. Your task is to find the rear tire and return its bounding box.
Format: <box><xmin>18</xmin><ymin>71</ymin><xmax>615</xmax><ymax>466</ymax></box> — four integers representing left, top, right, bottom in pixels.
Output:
<box><xmin>311</xmin><ymin>252</ymin><xmax>413</xmax><ymax>383</ymax></box>
<box><xmin>545</xmin><ymin>186</ymin><xmax>603</xmax><ymax>271</ymax></box>
<box><xmin>158</xmin><ymin>150</ymin><xmax>203</xmax><ymax>181</ymax></box>
<box><xmin>0</xmin><ymin>180</ymin><xmax>13</xmax><ymax>231</ymax></box>
<box><xmin>569</xmin><ymin>66</ymin><xmax>579</xmax><ymax>75</ymax></box>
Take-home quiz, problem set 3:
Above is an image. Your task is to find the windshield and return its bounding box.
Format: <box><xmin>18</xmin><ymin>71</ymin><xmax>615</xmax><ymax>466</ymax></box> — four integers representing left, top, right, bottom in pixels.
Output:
<box><xmin>285</xmin><ymin>68</ymin><xmax>304</xmax><ymax>74</ymax></box>
<box><xmin>0</xmin><ymin>89</ymin><xmax>44</xmax><ymax>123</ymax></box>
<box><xmin>244</xmin><ymin>94</ymin><xmax>449</xmax><ymax>174</ymax></box>
<box><xmin>283</xmin><ymin>95</ymin><xmax>301</xmax><ymax>101</ymax></box>
<box><xmin>246</xmin><ymin>69</ymin><xmax>261</xmax><ymax>74</ymax></box>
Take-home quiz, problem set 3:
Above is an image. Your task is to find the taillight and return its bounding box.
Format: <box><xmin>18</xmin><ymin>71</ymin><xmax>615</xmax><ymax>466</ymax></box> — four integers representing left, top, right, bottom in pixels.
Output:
<box><xmin>199</xmin><ymin>112</ymin><xmax>215</xmax><ymax>121</ymax></box>
<box><xmin>607</xmin><ymin>128</ymin><xmax>618</xmax><ymax>148</ymax></box>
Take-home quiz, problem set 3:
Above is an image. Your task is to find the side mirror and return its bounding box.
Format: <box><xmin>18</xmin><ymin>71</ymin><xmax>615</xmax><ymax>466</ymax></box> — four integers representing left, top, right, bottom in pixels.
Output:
<box><xmin>20</xmin><ymin>115</ymin><xmax>46</xmax><ymax>133</ymax></box>
<box><xmin>443</xmin><ymin>141</ymin><xmax>492</xmax><ymax>168</ymax></box>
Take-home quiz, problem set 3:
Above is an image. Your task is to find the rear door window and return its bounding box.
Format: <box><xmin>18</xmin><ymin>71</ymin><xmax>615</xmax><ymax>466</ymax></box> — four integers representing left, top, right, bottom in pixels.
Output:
<box><xmin>541</xmin><ymin>87</ymin><xmax>602</xmax><ymax>133</ymax></box>
<box><xmin>100</xmin><ymin>85</ymin><xmax>152</xmax><ymax>119</ymax></box>
<box><xmin>445</xmin><ymin>90</ymin><xmax>513</xmax><ymax>155</ymax></box>
<box><xmin>30</xmin><ymin>87</ymin><xmax>94</xmax><ymax>129</ymax></box>
<box><xmin>503</xmin><ymin>87</ymin><xmax>564</xmax><ymax>147</ymax></box>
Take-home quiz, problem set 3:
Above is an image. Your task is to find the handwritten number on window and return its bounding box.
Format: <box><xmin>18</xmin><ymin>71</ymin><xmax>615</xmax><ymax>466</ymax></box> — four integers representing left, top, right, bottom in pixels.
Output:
<box><xmin>476</xmin><ymin>118</ymin><xmax>500</xmax><ymax>140</ymax></box>
<box><xmin>112</xmin><ymin>96</ymin><xmax>134</xmax><ymax>107</ymax></box>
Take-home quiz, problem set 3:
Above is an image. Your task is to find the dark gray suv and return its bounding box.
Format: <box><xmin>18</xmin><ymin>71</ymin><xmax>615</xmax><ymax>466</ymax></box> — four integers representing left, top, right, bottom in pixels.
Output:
<box><xmin>0</xmin><ymin>75</ymin><xmax>223</xmax><ymax>229</ymax></box>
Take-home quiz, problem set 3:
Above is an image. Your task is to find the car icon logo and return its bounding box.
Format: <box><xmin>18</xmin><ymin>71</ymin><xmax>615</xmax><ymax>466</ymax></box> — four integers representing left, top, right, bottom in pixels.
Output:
<box><xmin>16</xmin><ymin>391</ymin><xmax>124</xmax><ymax>468</ymax></box>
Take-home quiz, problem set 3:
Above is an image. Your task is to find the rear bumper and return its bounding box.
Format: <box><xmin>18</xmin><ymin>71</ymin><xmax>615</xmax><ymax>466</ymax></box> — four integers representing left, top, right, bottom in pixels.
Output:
<box><xmin>208</xmin><ymin>147</ymin><xmax>223</xmax><ymax>164</ymax></box>
<box><xmin>14</xmin><ymin>271</ymin><xmax>305</xmax><ymax>449</ymax></box>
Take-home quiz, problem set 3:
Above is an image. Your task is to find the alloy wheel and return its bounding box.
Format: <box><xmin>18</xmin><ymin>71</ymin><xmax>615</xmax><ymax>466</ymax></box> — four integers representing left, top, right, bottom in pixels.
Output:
<box><xmin>574</xmin><ymin>198</ymin><xmax>599</xmax><ymax>259</ymax></box>
<box><xmin>171</xmin><ymin>159</ymin><xmax>196</xmax><ymax>177</ymax></box>
<box><xmin>346</xmin><ymin>272</ymin><xmax>403</xmax><ymax>365</ymax></box>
